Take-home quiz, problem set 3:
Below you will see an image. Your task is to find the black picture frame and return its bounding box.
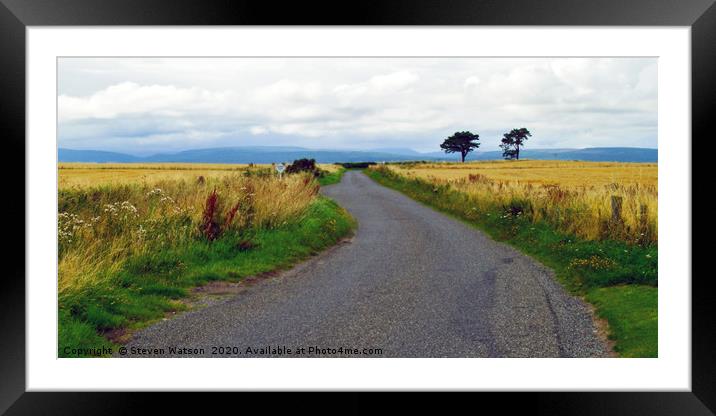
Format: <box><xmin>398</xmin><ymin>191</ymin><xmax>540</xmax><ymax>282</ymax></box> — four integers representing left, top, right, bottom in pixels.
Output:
<box><xmin>1</xmin><ymin>0</ymin><xmax>712</xmax><ymax>414</ymax></box>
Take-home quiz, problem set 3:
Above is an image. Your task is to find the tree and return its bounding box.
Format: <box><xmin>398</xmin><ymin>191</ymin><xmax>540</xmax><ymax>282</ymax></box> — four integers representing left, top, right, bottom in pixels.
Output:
<box><xmin>440</xmin><ymin>131</ymin><xmax>480</xmax><ymax>163</ymax></box>
<box><xmin>500</xmin><ymin>128</ymin><xmax>532</xmax><ymax>160</ymax></box>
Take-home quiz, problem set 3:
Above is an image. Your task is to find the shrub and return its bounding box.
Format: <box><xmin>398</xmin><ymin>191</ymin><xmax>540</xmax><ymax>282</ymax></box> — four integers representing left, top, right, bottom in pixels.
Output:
<box><xmin>339</xmin><ymin>162</ymin><xmax>377</xmax><ymax>169</ymax></box>
<box><xmin>286</xmin><ymin>158</ymin><xmax>319</xmax><ymax>176</ymax></box>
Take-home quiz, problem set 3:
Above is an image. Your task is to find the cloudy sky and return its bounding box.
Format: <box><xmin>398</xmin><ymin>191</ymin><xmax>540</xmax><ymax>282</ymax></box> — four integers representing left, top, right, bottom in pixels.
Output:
<box><xmin>58</xmin><ymin>58</ymin><xmax>657</xmax><ymax>155</ymax></box>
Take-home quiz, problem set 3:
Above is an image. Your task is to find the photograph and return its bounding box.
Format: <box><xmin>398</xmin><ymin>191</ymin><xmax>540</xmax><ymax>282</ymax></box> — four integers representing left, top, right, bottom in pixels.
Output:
<box><xmin>3</xmin><ymin>0</ymin><xmax>709</xmax><ymax>408</ymax></box>
<box><xmin>56</xmin><ymin>57</ymin><xmax>658</xmax><ymax>359</ymax></box>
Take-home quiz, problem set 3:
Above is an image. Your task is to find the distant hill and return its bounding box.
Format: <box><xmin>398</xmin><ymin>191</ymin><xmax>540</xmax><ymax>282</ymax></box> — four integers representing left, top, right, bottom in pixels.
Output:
<box><xmin>59</xmin><ymin>147</ymin><xmax>443</xmax><ymax>164</ymax></box>
<box><xmin>141</xmin><ymin>147</ymin><xmax>436</xmax><ymax>163</ymax></box>
<box><xmin>366</xmin><ymin>147</ymin><xmax>424</xmax><ymax>155</ymax></box>
<box><xmin>466</xmin><ymin>147</ymin><xmax>658</xmax><ymax>162</ymax></box>
<box><xmin>58</xmin><ymin>146</ymin><xmax>657</xmax><ymax>164</ymax></box>
<box><xmin>58</xmin><ymin>148</ymin><xmax>142</xmax><ymax>163</ymax></box>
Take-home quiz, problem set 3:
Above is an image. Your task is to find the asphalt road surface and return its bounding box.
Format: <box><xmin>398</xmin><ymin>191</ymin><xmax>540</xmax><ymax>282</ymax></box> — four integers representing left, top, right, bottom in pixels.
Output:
<box><xmin>124</xmin><ymin>171</ymin><xmax>608</xmax><ymax>358</ymax></box>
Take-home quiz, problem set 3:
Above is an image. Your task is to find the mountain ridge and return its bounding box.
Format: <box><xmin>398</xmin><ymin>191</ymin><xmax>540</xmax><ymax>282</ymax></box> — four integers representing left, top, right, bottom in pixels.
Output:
<box><xmin>58</xmin><ymin>146</ymin><xmax>657</xmax><ymax>164</ymax></box>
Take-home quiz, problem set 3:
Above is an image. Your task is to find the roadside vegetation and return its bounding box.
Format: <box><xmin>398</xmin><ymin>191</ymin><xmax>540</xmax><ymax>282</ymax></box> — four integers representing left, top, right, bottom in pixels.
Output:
<box><xmin>336</xmin><ymin>162</ymin><xmax>377</xmax><ymax>169</ymax></box>
<box><xmin>58</xmin><ymin>163</ymin><xmax>353</xmax><ymax>357</ymax></box>
<box><xmin>385</xmin><ymin>161</ymin><xmax>657</xmax><ymax>244</ymax></box>
<box><xmin>366</xmin><ymin>161</ymin><xmax>657</xmax><ymax>357</ymax></box>
<box><xmin>58</xmin><ymin>162</ymin><xmax>342</xmax><ymax>188</ymax></box>
<box><xmin>318</xmin><ymin>167</ymin><xmax>347</xmax><ymax>186</ymax></box>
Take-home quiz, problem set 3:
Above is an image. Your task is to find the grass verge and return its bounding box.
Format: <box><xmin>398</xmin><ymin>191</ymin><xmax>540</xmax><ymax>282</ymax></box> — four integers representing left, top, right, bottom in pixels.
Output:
<box><xmin>586</xmin><ymin>285</ymin><xmax>657</xmax><ymax>357</ymax></box>
<box><xmin>365</xmin><ymin>168</ymin><xmax>657</xmax><ymax>357</ymax></box>
<box><xmin>318</xmin><ymin>167</ymin><xmax>346</xmax><ymax>186</ymax></box>
<box><xmin>59</xmin><ymin>197</ymin><xmax>355</xmax><ymax>357</ymax></box>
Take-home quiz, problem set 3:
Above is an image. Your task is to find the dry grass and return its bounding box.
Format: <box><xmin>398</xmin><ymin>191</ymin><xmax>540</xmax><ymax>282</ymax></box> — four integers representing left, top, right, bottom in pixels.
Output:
<box><xmin>380</xmin><ymin>160</ymin><xmax>657</xmax><ymax>244</ymax></box>
<box><xmin>58</xmin><ymin>165</ymin><xmax>321</xmax><ymax>295</ymax></box>
<box><xmin>58</xmin><ymin>162</ymin><xmax>341</xmax><ymax>189</ymax></box>
<box><xmin>393</xmin><ymin>160</ymin><xmax>657</xmax><ymax>187</ymax></box>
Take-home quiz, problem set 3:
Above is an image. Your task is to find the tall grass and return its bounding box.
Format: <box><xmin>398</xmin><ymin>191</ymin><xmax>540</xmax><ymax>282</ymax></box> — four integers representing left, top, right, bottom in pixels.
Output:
<box><xmin>380</xmin><ymin>162</ymin><xmax>657</xmax><ymax>245</ymax></box>
<box><xmin>58</xmin><ymin>162</ymin><xmax>341</xmax><ymax>188</ymax></box>
<box><xmin>58</xmin><ymin>173</ymin><xmax>319</xmax><ymax>296</ymax></box>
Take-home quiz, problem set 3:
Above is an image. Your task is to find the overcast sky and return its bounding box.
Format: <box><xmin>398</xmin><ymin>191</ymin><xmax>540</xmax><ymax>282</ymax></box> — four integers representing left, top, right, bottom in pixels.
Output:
<box><xmin>58</xmin><ymin>58</ymin><xmax>657</xmax><ymax>155</ymax></box>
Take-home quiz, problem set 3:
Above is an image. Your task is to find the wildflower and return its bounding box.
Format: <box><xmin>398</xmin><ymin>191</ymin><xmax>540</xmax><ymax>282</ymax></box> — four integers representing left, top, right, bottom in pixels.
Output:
<box><xmin>137</xmin><ymin>225</ymin><xmax>147</xmax><ymax>240</ymax></box>
<box><xmin>120</xmin><ymin>201</ymin><xmax>137</xmax><ymax>213</ymax></box>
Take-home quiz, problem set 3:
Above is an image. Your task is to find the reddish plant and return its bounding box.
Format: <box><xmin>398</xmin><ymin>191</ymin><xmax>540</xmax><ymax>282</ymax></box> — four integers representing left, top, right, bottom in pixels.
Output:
<box><xmin>200</xmin><ymin>188</ymin><xmax>221</xmax><ymax>241</ymax></box>
<box><xmin>224</xmin><ymin>201</ymin><xmax>241</xmax><ymax>230</ymax></box>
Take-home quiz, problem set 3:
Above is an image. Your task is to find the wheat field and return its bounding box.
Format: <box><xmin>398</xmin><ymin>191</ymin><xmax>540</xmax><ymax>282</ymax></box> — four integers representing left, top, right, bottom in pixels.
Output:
<box><xmin>391</xmin><ymin>160</ymin><xmax>657</xmax><ymax>187</ymax></box>
<box><xmin>58</xmin><ymin>162</ymin><xmax>340</xmax><ymax>189</ymax></box>
<box><xmin>58</xmin><ymin>164</ymin><xmax>323</xmax><ymax>295</ymax></box>
<box><xmin>379</xmin><ymin>160</ymin><xmax>657</xmax><ymax>244</ymax></box>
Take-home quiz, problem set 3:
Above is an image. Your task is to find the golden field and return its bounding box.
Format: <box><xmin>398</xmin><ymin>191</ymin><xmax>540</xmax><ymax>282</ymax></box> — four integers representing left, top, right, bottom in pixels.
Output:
<box><xmin>58</xmin><ymin>164</ymin><xmax>323</xmax><ymax>294</ymax></box>
<box><xmin>393</xmin><ymin>160</ymin><xmax>657</xmax><ymax>187</ymax></box>
<box><xmin>380</xmin><ymin>160</ymin><xmax>657</xmax><ymax>244</ymax></box>
<box><xmin>58</xmin><ymin>162</ymin><xmax>340</xmax><ymax>189</ymax></box>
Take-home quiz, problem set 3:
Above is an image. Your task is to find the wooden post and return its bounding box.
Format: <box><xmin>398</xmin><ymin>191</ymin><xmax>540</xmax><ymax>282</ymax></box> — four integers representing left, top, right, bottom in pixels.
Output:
<box><xmin>639</xmin><ymin>204</ymin><xmax>650</xmax><ymax>243</ymax></box>
<box><xmin>611</xmin><ymin>196</ymin><xmax>623</xmax><ymax>222</ymax></box>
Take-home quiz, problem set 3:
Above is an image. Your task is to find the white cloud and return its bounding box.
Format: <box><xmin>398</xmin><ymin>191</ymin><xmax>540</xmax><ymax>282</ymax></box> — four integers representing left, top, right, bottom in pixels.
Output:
<box><xmin>333</xmin><ymin>70</ymin><xmax>419</xmax><ymax>102</ymax></box>
<box><xmin>367</xmin><ymin>70</ymin><xmax>419</xmax><ymax>92</ymax></box>
<box><xmin>58</xmin><ymin>58</ymin><xmax>657</xmax><ymax>153</ymax></box>
<box><xmin>58</xmin><ymin>81</ymin><xmax>233</xmax><ymax>122</ymax></box>
<box><xmin>249</xmin><ymin>126</ymin><xmax>269</xmax><ymax>135</ymax></box>
<box><xmin>254</xmin><ymin>79</ymin><xmax>324</xmax><ymax>103</ymax></box>
<box><xmin>464</xmin><ymin>76</ymin><xmax>481</xmax><ymax>88</ymax></box>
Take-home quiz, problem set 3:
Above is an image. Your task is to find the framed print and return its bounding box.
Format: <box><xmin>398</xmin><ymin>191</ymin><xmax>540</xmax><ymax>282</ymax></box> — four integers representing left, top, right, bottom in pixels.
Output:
<box><xmin>2</xmin><ymin>0</ymin><xmax>714</xmax><ymax>413</ymax></box>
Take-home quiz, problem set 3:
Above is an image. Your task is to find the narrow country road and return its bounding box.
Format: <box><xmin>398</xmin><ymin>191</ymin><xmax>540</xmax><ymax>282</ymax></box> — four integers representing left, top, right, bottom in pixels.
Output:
<box><xmin>124</xmin><ymin>171</ymin><xmax>608</xmax><ymax>357</ymax></box>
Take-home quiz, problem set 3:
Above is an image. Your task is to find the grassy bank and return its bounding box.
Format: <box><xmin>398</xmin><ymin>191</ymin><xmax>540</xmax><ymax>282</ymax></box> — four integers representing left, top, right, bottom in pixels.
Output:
<box><xmin>318</xmin><ymin>167</ymin><xmax>347</xmax><ymax>186</ymax></box>
<box><xmin>384</xmin><ymin>161</ymin><xmax>657</xmax><ymax>245</ymax></box>
<box><xmin>366</xmin><ymin>166</ymin><xmax>657</xmax><ymax>357</ymax></box>
<box><xmin>60</xmin><ymin>197</ymin><xmax>354</xmax><ymax>357</ymax></box>
<box><xmin>59</xmin><ymin>169</ymin><xmax>354</xmax><ymax>357</ymax></box>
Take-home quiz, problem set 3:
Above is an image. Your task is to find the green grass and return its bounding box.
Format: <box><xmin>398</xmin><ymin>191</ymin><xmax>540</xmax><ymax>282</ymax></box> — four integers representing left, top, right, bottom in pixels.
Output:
<box><xmin>365</xmin><ymin>168</ymin><xmax>657</xmax><ymax>357</ymax></box>
<box><xmin>587</xmin><ymin>285</ymin><xmax>657</xmax><ymax>357</ymax></box>
<box><xmin>318</xmin><ymin>167</ymin><xmax>346</xmax><ymax>186</ymax></box>
<box><xmin>59</xmin><ymin>197</ymin><xmax>356</xmax><ymax>357</ymax></box>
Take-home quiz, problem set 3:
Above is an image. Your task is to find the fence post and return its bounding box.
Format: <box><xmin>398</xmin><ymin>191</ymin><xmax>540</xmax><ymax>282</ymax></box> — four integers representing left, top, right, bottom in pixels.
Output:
<box><xmin>611</xmin><ymin>195</ymin><xmax>623</xmax><ymax>222</ymax></box>
<box><xmin>638</xmin><ymin>204</ymin><xmax>650</xmax><ymax>243</ymax></box>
